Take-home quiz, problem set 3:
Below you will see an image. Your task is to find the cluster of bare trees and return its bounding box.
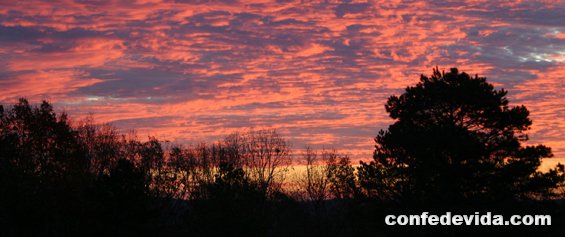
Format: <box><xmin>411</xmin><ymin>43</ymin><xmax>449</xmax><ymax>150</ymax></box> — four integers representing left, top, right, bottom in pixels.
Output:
<box><xmin>77</xmin><ymin>114</ymin><xmax>362</xmax><ymax>198</ymax></box>
<box><xmin>76</xmin><ymin>114</ymin><xmax>363</xmax><ymax>205</ymax></box>
<box><xmin>75</xmin><ymin>118</ymin><xmax>294</xmax><ymax>200</ymax></box>
<box><xmin>162</xmin><ymin>129</ymin><xmax>293</xmax><ymax>202</ymax></box>
<box><xmin>296</xmin><ymin>148</ymin><xmax>359</xmax><ymax>202</ymax></box>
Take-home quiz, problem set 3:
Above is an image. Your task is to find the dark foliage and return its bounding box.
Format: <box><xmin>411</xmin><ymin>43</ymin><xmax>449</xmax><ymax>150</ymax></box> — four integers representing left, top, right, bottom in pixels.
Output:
<box><xmin>359</xmin><ymin>68</ymin><xmax>565</xmax><ymax>205</ymax></box>
<box><xmin>0</xmin><ymin>99</ymin><xmax>153</xmax><ymax>236</ymax></box>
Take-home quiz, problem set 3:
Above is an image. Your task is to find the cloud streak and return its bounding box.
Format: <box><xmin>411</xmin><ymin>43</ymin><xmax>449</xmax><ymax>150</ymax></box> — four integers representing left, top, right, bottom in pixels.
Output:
<box><xmin>1</xmin><ymin>0</ymin><xmax>564</xmax><ymax>159</ymax></box>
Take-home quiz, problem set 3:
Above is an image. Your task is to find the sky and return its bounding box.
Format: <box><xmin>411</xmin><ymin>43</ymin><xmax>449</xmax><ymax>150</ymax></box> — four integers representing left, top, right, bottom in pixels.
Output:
<box><xmin>0</xmin><ymin>0</ymin><xmax>564</xmax><ymax>160</ymax></box>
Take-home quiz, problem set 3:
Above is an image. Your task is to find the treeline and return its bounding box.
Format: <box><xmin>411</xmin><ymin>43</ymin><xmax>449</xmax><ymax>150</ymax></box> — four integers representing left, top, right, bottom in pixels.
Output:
<box><xmin>1</xmin><ymin>98</ymin><xmax>563</xmax><ymax>237</ymax></box>
<box><xmin>0</xmin><ymin>99</ymin><xmax>381</xmax><ymax>236</ymax></box>
<box><xmin>2</xmin><ymin>68</ymin><xmax>565</xmax><ymax>236</ymax></box>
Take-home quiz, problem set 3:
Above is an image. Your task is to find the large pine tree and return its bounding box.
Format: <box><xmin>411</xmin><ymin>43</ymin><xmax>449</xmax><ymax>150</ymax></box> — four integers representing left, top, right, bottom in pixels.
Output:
<box><xmin>358</xmin><ymin>68</ymin><xmax>564</xmax><ymax>203</ymax></box>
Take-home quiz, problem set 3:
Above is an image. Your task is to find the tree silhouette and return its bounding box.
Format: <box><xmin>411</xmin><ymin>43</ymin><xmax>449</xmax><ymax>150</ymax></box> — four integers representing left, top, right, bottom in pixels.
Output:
<box><xmin>2</xmin><ymin>95</ymin><xmax>565</xmax><ymax>236</ymax></box>
<box><xmin>300</xmin><ymin>147</ymin><xmax>330</xmax><ymax>204</ymax></box>
<box><xmin>0</xmin><ymin>99</ymin><xmax>88</xmax><ymax>235</ymax></box>
<box><xmin>325</xmin><ymin>151</ymin><xmax>357</xmax><ymax>199</ymax></box>
<box><xmin>359</xmin><ymin>68</ymin><xmax>565</xmax><ymax>204</ymax></box>
<box><xmin>0</xmin><ymin>99</ymin><xmax>155</xmax><ymax>236</ymax></box>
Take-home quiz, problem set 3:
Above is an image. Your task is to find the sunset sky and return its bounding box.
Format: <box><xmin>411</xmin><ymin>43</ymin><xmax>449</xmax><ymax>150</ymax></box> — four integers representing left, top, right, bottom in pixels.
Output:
<box><xmin>1</xmin><ymin>0</ymin><xmax>564</xmax><ymax>159</ymax></box>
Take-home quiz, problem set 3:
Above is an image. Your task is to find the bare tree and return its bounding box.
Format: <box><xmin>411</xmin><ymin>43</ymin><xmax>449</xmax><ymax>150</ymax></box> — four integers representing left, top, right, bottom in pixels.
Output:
<box><xmin>325</xmin><ymin>150</ymin><xmax>357</xmax><ymax>199</ymax></box>
<box><xmin>239</xmin><ymin>129</ymin><xmax>292</xmax><ymax>196</ymax></box>
<box><xmin>75</xmin><ymin>116</ymin><xmax>124</xmax><ymax>176</ymax></box>
<box><xmin>300</xmin><ymin>147</ymin><xmax>330</xmax><ymax>204</ymax></box>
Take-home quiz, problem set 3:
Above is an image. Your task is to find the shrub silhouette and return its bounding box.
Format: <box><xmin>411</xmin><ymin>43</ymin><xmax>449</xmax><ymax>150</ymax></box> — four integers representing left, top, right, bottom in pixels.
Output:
<box><xmin>358</xmin><ymin>68</ymin><xmax>565</xmax><ymax>205</ymax></box>
<box><xmin>188</xmin><ymin>162</ymin><xmax>270</xmax><ymax>236</ymax></box>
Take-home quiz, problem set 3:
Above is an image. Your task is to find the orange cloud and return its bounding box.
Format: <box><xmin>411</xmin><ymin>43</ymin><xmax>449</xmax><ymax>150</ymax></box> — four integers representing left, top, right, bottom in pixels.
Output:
<box><xmin>1</xmin><ymin>0</ymin><xmax>564</xmax><ymax>160</ymax></box>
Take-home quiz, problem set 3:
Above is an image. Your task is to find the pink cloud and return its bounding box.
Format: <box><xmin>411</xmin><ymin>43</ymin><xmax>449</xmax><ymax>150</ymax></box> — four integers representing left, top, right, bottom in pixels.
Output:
<box><xmin>0</xmin><ymin>0</ymin><xmax>564</xmax><ymax>160</ymax></box>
